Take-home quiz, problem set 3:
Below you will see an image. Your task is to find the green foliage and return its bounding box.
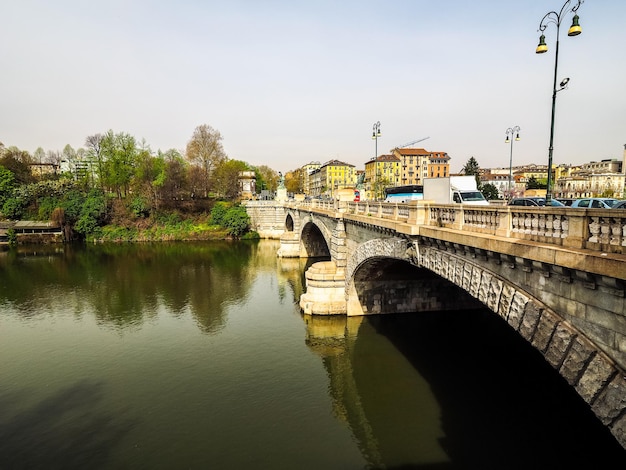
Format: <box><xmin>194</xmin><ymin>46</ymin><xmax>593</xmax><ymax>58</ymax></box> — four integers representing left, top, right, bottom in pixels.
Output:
<box><xmin>0</xmin><ymin>165</ymin><xmax>16</xmax><ymax>206</ymax></box>
<box><xmin>210</xmin><ymin>201</ymin><xmax>231</xmax><ymax>225</ymax></box>
<box><xmin>526</xmin><ymin>176</ymin><xmax>547</xmax><ymax>190</ymax></box>
<box><xmin>37</xmin><ymin>196</ymin><xmax>62</xmax><ymax>220</ymax></box>
<box><xmin>480</xmin><ymin>183</ymin><xmax>501</xmax><ymax>200</ymax></box>
<box><xmin>6</xmin><ymin>228</ymin><xmax>17</xmax><ymax>246</ymax></box>
<box><xmin>60</xmin><ymin>189</ymin><xmax>87</xmax><ymax>224</ymax></box>
<box><xmin>222</xmin><ymin>205</ymin><xmax>250</xmax><ymax>238</ymax></box>
<box><xmin>129</xmin><ymin>195</ymin><xmax>150</xmax><ymax>218</ymax></box>
<box><xmin>2</xmin><ymin>197</ymin><xmax>25</xmax><ymax>219</ymax></box>
<box><xmin>74</xmin><ymin>190</ymin><xmax>107</xmax><ymax>236</ymax></box>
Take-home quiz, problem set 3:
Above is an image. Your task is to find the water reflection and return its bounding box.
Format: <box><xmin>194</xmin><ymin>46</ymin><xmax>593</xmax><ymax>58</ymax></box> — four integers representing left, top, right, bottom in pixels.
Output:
<box><xmin>1</xmin><ymin>241</ymin><xmax>624</xmax><ymax>467</ymax></box>
<box><xmin>0</xmin><ymin>242</ymin><xmax>262</xmax><ymax>334</ymax></box>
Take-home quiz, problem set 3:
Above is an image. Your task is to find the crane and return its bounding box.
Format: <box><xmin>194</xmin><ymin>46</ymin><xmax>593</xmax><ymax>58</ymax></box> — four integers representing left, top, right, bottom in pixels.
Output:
<box><xmin>392</xmin><ymin>136</ymin><xmax>430</xmax><ymax>151</ymax></box>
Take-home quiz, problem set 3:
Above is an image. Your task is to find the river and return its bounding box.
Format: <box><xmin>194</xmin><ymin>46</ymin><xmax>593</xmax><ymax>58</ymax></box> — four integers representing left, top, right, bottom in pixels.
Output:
<box><xmin>0</xmin><ymin>240</ymin><xmax>624</xmax><ymax>469</ymax></box>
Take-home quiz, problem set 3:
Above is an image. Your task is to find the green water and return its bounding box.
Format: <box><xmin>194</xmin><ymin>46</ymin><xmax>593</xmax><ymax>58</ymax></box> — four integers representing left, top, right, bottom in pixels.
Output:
<box><xmin>0</xmin><ymin>240</ymin><xmax>623</xmax><ymax>469</ymax></box>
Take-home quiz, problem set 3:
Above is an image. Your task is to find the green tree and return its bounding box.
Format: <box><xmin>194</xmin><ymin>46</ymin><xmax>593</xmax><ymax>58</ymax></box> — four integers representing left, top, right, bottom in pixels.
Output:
<box><xmin>526</xmin><ymin>176</ymin><xmax>546</xmax><ymax>190</ymax></box>
<box><xmin>74</xmin><ymin>189</ymin><xmax>107</xmax><ymax>236</ymax></box>
<box><xmin>461</xmin><ymin>156</ymin><xmax>481</xmax><ymax>189</ymax></box>
<box><xmin>254</xmin><ymin>165</ymin><xmax>279</xmax><ymax>193</ymax></box>
<box><xmin>480</xmin><ymin>183</ymin><xmax>501</xmax><ymax>200</ymax></box>
<box><xmin>0</xmin><ymin>165</ymin><xmax>16</xmax><ymax>206</ymax></box>
<box><xmin>213</xmin><ymin>159</ymin><xmax>249</xmax><ymax>200</ymax></box>
<box><xmin>101</xmin><ymin>130</ymin><xmax>138</xmax><ymax>199</ymax></box>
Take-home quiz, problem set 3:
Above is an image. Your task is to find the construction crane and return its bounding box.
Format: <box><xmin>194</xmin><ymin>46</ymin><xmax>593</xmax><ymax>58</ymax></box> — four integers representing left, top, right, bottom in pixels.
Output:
<box><xmin>392</xmin><ymin>136</ymin><xmax>430</xmax><ymax>151</ymax></box>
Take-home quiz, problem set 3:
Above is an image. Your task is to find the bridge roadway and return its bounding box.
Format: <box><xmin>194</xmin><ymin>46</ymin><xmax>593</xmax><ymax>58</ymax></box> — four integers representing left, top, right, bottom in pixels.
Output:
<box><xmin>245</xmin><ymin>199</ymin><xmax>626</xmax><ymax>449</ymax></box>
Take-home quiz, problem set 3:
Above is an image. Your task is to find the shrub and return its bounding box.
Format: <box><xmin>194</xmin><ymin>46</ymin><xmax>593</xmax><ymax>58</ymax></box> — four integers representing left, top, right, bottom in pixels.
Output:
<box><xmin>222</xmin><ymin>205</ymin><xmax>250</xmax><ymax>238</ymax></box>
<box><xmin>210</xmin><ymin>201</ymin><xmax>231</xmax><ymax>226</ymax></box>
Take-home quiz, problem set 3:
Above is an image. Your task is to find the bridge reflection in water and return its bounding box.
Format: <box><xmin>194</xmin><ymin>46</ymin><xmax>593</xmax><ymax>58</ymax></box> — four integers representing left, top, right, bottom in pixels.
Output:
<box><xmin>302</xmin><ymin>310</ymin><xmax>626</xmax><ymax>467</ymax></box>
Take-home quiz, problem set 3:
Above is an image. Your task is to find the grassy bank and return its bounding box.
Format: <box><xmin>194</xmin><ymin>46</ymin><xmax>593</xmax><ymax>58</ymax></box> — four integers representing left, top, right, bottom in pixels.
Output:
<box><xmin>87</xmin><ymin>216</ymin><xmax>258</xmax><ymax>243</ymax></box>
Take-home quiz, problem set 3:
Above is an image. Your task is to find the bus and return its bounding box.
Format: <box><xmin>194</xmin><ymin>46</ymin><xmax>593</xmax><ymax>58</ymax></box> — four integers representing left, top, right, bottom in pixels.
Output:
<box><xmin>384</xmin><ymin>185</ymin><xmax>424</xmax><ymax>203</ymax></box>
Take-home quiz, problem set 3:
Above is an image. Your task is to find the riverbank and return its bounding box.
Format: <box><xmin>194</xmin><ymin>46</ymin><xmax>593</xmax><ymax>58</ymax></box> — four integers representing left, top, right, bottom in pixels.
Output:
<box><xmin>1</xmin><ymin>218</ymin><xmax>260</xmax><ymax>245</ymax></box>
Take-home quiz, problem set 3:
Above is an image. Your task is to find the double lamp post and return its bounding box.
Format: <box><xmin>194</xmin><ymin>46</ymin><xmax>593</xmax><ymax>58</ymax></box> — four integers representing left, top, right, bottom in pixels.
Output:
<box><xmin>535</xmin><ymin>0</ymin><xmax>583</xmax><ymax>202</ymax></box>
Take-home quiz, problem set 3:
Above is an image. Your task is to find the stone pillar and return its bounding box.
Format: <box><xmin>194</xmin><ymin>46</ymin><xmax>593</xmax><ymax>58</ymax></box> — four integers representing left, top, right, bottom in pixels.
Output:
<box><xmin>277</xmin><ymin>232</ymin><xmax>301</xmax><ymax>258</ymax></box>
<box><xmin>299</xmin><ymin>261</ymin><xmax>347</xmax><ymax>315</ymax></box>
<box><xmin>330</xmin><ymin>219</ymin><xmax>348</xmax><ymax>269</ymax></box>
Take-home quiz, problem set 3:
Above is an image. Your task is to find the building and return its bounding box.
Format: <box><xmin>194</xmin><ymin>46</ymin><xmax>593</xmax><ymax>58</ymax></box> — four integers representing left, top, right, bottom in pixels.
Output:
<box><xmin>238</xmin><ymin>171</ymin><xmax>256</xmax><ymax>200</ymax></box>
<box><xmin>309</xmin><ymin>160</ymin><xmax>356</xmax><ymax>198</ymax></box>
<box><xmin>364</xmin><ymin>154</ymin><xmax>401</xmax><ymax>200</ymax></box>
<box><xmin>391</xmin><ymin>148</ymin><xmax>450</xmax><ymax>186</ymax></box>
<box><xmin>301</xmin><ymin>161</ymin><xmax>321</xmax><ymax>195</ymax></box>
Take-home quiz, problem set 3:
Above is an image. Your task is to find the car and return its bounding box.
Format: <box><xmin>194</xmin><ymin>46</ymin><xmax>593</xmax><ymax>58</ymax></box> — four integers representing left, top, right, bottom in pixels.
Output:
<box><xmin>611</xmin><ymin>200</ymin><xmax>626</xmax><ymax>209</ymax></box>
<box><xmin>556</xmin><ymin>198</ymin><xmax>576</xmax><ymax>206</ymax></box>
<box><xmin>508</xmin><ymin>197</ymin><xmax>565</xmax><ymax>207</ymax></box>
<box><xmin>570</xmin><ymin>198</ymin><xmax>619</xmax><ymax>209</ymax></box>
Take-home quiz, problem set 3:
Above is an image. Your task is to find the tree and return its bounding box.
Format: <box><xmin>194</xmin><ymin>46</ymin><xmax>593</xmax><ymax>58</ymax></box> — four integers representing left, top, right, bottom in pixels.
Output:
<box><xmin>254</xmin><ymin>165</ymin><xmax>279</xmax><ymax>193</ymax></box>
<box><xmin>285</xmin><ymin>168</ymin><xmax>304</xmax><ymax>194</ymax></box>
<box><xmin>526</xmin><ymin>176</ymin><xmax>546</xmax><ymax>190</ymax></box>
<box><xmin>101</xmin><ymin>130</ymin><xmax>138</xmax><ymax>199</ymax></box>
<box><xmin>85</xmin><ymin>133</ymin><xmax>105</xmax><ymax>189</ymax></box>
<box><xmin>213</xmin><ymin>159</ymin><xmax>249</xmax><ymax>200</ymax></box>
<box><xmin>480</xmin><ymin>183</ymin><xmax>501</xmax><ymax>200</ymax></box>
<box><xmin>185</xmin><ymin>124</ymin><xmax>227</xmax><ymax>197</ymax></box>
<box><xmin>461</xmin><ymin>156</ymin><xmax>481</xmax><ymax>189</ymax></box>
<box><xmin>0</xmin><ymin>165</ymin><xmax>16</xmax><ymax>206</ymax></box>
<box><xmin>0</xmin><ymin>147</ymin><xmax>34</xmax><ymax>184</ymax></box>
<box><xmin>33</xmin><ymin>147</ymin><xmax>46</xmax><ymax>163</ymax></box>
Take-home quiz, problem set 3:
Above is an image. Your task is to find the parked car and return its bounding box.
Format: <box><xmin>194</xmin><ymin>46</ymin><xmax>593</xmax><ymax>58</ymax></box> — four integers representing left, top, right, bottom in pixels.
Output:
<box><xmin>556</xmin><ymin>198</ymin><xmax>576</xmax><ymax>206</ymax></box>
<box><xmin>508</xmin><ymin>197</ymin><xmax>565</xmax><ymax>207</ymax></box>
<box><xmin>611</xmin><ymin>200</ymin><xmax>626</xmax><ymax>209</ymax></box>
<box><xmin>570</xmin><ymin>198</ymin><xmax>619</xmax><ymax>209</ymax></box>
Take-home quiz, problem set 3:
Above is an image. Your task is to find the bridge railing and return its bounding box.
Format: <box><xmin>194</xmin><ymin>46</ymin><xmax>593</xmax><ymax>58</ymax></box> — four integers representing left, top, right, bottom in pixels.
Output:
<box><xmin>342</xmin><ymin>201</ymin><xmax>626</xmax><ymax>254</ymax></box>
<box><xmin>248</xmin><ymin>199</ymin><xmax>626</xmax><ymax>254</ymax></box>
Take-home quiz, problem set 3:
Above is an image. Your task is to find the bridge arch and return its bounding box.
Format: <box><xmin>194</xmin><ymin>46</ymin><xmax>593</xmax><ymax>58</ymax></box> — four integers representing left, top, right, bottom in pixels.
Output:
<box><xmin>298</xmin><ymin>215</ymin><xmax>332</xmax><ymax>259</ymax></box>
<box><xmin>345</xmin><ymin>237</ymin><xmax>626</xmax><ymax>443</ymax></box>
<box><xmin>285</xmin><ymin>213</ymin><xmax>294</xmax><ymax>232</ymax></box>
<box><xmin>418</xmin><ymin>243</ymin><xmax>626</xmax><ymax>439</ymax></box>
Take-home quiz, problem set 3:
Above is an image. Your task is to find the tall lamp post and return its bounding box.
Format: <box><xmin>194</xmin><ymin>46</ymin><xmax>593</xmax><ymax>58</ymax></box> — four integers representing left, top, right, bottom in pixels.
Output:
<box><xmin>372</xmin><ymin>121</ymin><xmax>381</xmax><ymax>199</ymax></box>
<box><xmin>536</xmin><ymin>0</ymin><xmax>583</xmax><ymax>203</ymax></box>
<box><xmin>505</xmin><ymin>126</ymin><xmax>520</xmax><ymax>198</ymax></box>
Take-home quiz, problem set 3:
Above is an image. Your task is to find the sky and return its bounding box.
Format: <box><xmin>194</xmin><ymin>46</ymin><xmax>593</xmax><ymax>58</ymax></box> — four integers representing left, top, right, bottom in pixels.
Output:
<box><xmin>2</xmin><ymin>0</ymin><xmax>625</xmax><ymax>174</ymax></box>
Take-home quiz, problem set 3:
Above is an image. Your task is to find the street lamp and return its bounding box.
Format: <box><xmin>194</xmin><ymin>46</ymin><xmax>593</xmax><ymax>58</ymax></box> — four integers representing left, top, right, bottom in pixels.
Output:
<box><xmin>372</xmin><ymin>121</ymin><xmax>381</xmax><ymax>198</ymax></box>
<box><xmin>536</xmin><ymin>0</ymin><xmax>583</xmax><ymax>203</ymax></box>
<box><xmin>505</xmin><ymin>126</ymin><xmax>521</xmax><ymax>198</ymax></box>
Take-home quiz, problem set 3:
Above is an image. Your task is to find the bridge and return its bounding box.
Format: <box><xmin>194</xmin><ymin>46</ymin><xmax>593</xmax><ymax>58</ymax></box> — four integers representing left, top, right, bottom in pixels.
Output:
<box><xmin>245</xmin><ymin>198</ymin><xmax>626</xmax><ymax>449</ymax></box>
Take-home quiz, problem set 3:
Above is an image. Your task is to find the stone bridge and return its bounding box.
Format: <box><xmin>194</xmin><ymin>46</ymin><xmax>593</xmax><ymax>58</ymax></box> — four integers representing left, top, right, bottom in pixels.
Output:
<box><xmin>245</xmin><ymin>199</ymin><xmax>626</xmax><ymax>448</ymax></box>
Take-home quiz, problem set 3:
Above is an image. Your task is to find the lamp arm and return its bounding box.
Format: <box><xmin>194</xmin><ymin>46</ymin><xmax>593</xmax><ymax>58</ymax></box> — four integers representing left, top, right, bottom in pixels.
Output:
<box><xmin>538</xmin><ymin>0</ymin><xmax>583</xmax><ymax>31</ymax></box>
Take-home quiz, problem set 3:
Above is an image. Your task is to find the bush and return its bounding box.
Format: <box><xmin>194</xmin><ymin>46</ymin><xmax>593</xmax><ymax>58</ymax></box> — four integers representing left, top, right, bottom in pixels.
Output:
<box><xmin>210</xmin><ymin>201</ymin><xmax>231</xmax><ymax>226</ymax></box>
<box><xmin>2</xmin><ymin>197</ymin><xmax>24</xmax><ymax>220</ymax></box>
<box><xmin>222</xmin><ymin>205</ymin><xmax>250</xmax><ymax>238</ymax></box>
<box><xmin>71</xmin><ymin>190</ymin><xmax>107</xmax><ymax>236</ymax></box>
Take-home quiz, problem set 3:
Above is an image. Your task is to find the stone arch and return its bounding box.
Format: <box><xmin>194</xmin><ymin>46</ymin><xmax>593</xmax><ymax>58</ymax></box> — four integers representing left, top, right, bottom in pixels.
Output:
<box><xmin>285</xmin><ymin>213</ymin><xmax>294</xmax><ymax>232</ymax></box>
<box><xmin>346</xmin><ymin>237</ymin><xmax>412</xmax><ymax>290</ymax></box>
<box><xmin>418</xmin><ymin>244</ymin><xmax>626</xmax><ymax>447</ymax></box>
<box><xmin>299</xmin><ymin>215</ymin><xmax>332</xmax><ymax>258</ymax></box>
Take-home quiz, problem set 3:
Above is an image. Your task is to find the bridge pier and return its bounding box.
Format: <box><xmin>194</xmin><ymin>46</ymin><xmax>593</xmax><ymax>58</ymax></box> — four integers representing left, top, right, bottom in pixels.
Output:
<box><xmin>299</xmin><ymin>261</ymin><xmax>347</xmax><ymax>315</ymax></box>
<box><xmin>277</xmin><ymin>232</ymin><xmax>300</xmax><ymax>258</ymax></box>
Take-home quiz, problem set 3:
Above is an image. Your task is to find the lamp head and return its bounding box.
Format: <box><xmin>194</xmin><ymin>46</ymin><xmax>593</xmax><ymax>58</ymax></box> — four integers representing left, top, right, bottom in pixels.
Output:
<box><xmin>515</xmin><ymin>133</ymin><xmax>520</xmax><ymax>141</ymax></box>
<box><xmin>560</xmin><ymin>77</ymin><xmax>570</xmax><ymax>88</ymax></box>
<box><xmin>536</xmin><ymin>34</ymin><xmax>548</xmax><ymax>54</ymax></box>
<box><xmin>568</xmin><ymin>14</ymin><xmax>582</xmax><ymax>36</ymax></box>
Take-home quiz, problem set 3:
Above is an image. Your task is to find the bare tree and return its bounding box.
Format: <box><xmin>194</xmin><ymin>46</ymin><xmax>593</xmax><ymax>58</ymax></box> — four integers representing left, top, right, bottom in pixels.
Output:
<box><xmin>185</xmin><ymin>124</ymin><xmax>227</xmax><ymax>197</ymax></box>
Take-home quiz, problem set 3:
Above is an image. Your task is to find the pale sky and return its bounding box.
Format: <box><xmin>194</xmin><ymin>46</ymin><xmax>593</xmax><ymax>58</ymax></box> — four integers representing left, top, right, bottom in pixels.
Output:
<box><xmin>2</xmin><ymin>0</ymin><xmax>625</xmax><ymax>174</ymax></box>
